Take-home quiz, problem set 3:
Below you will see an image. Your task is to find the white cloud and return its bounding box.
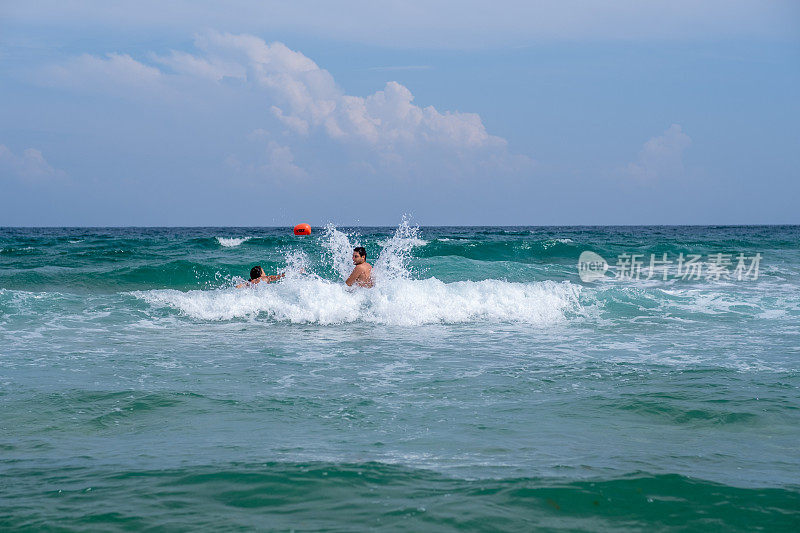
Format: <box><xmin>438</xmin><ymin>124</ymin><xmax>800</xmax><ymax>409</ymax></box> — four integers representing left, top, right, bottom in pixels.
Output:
<box><xmin>270</xmin><ymin>106</ymin><xmax>309</xmax><ymax>136</ymax></box>
<box><xmin>226</xmin><ymin>136</ymin><xmax>306</xmax><ymax>183</ymax></box>
<box><xmin>40</xmin><ymin>53</ymin><xmax>164</xmax><ymax>94</ymax></box>
<box><xmin>625</xmin><ymin>124</ymin><xmax>692</xmax><ymax>182</ymax></box>
<box><xmin>173</xmin><ymin>32</ymin><xmax>512</xmax><ymax>154</ymax></box>
<box><xmin>151</xmin><ymin>50</ymin><xmax>245</xmax><ymax>81</ymax></box>
<box><xmin>264</xmin><ymin>141</ymin><xmax>306</xmax><ymax>180</ymax></box>
<box><xmin>41</xmin><ymin>32</ymin><xmax>530</xmax><ymax>181</ymax></box>
<box><xmin>0</xmin><ymin>145</ymin><xmax>66</xmax><ymax>182</ymax></box>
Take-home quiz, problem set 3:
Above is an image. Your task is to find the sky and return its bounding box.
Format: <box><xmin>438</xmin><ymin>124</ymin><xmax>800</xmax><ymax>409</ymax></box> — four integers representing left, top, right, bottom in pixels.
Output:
<box><xmin>1</xmin><ymin>1</ymin><xmax>798</xmax><ymax>226</ymax></box>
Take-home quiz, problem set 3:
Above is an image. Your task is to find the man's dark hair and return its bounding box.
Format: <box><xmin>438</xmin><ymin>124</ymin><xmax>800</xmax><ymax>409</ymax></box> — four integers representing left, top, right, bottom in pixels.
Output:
<box><xmin>354</xmin><ymin>246</ymin><xmax>367</xmax><ymax>259</ymax></box>
<box><xmin>250</xmin><ymin>265</ymin><xmax>263</xmax><ymax>280</ymax></box>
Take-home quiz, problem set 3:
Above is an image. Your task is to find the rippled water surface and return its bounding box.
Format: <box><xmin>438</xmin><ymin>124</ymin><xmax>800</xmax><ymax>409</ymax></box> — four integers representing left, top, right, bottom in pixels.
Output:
<box><xmin>1</xmin><ymin>224</ymin><xmax>799</xmax><ymax>531</ymax></box>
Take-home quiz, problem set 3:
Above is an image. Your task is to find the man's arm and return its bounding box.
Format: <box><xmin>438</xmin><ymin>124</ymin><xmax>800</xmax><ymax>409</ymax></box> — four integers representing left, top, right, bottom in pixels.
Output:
<box><xmin>345</xmin><ymin>266</ymin><xmax>363</xmax><ymax>286</ymax></box>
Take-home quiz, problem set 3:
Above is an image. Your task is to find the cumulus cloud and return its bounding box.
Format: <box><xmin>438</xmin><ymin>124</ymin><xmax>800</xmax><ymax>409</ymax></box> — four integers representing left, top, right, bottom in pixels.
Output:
<box><xmin>0</xmin><ymin>145</ymin><xmax>66</xmax><ymax>182</ymax></box>
<box><xmin>229</xmin><ymin>131</ymin><xmax>307</xmax><ymax>182</ymax></box>
<box><xmin>40</xmin><ymin>32</ymin><xmax>530</xmax><ymax>181</ymax></box>
<box><xmin>151</xmin><ymin>50</ymin><xmax>245</xmax><ymax>81</ymax></box>
<box><xmin>177</xmin><ymin>32</ymin><xmax>517</xmax><ymax>158</ymax></box>
<box><xmin>625</xmin><ymin>124</ymin><xmax>692</xmax><ymax>182</ymax></box>
<box><xmin>40</xmin><ymin>53</ymin><xmax>164</xmax><ymax>95</ymax></box>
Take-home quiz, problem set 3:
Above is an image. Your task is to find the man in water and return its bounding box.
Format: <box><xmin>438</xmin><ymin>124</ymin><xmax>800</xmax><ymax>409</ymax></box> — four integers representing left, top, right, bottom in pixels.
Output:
<box><xmin>236</xmin><ymin>265</ymin><xmax>284</xmax><ymax>288</ymax></box>
<box><xmin>346</xmin><ymin>247</ymin><xmax>373</xmax><ymax>287</ymax></box>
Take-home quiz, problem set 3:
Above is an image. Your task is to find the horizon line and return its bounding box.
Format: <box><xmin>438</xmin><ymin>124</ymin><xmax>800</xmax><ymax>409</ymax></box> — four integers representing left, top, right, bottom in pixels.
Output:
<box><xmin>1</xmin><ymin>224</ymin><xmax>799</xmax><ymax>229</ymax></box>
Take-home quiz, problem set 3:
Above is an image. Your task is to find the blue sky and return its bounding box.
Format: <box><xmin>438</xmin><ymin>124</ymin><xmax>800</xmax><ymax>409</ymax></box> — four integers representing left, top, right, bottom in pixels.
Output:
<box><xmin>1</xmin><ymin>1</ymin><xmax>798</xmax><ymax>226</ymax></box>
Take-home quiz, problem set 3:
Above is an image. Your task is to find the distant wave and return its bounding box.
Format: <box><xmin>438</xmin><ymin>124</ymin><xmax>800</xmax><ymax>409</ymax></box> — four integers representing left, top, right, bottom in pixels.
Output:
<box><xmin>216</xmin><ymin>237</ymin><xmax>251</xmax><ymax>247</ymax></box>
<box><xmin>379</xmin><ymin>237</ymin><xmax>428</xmax><ymax>248</ymax></box>
<box><xmin>542</xmin><ymin>238</ymin><xmax>575</xmax><ymax>249</ymax></box>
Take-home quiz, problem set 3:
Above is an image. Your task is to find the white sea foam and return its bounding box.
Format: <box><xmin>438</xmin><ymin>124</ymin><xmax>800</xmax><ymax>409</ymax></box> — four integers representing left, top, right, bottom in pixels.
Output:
<box><xmin>133</xmin><ymin>220</ymin><xmax>798</xmax><ymax>328</ymax></box>
<box><xmin>134</xmin><ymin>277</ymin><xmax>584</xmax><ymax>325</ymax></box>
<box><xmin>216</xmin><ymin>236</ymin><xmax>251</xmax><ymax>247</ymax></box>
<box><xmin>542</xmin><ymin>238</ymin><xmax>574</xmax><ymax>249</ymax></box>
<box><xmin>139</xmin><ymin>219</ymin><xmax>586</xmax><ymax>325</ymax></box>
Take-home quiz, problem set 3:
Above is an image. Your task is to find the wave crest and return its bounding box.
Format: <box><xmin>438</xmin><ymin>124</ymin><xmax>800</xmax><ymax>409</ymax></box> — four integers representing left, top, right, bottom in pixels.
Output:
<box><xmin>216</xmin><ymin>237</ymin><xmax>251</xmax><ymax>247</ymax></box>
<box><xmin>134</xmin><ymin>278</ymin><xmax>584</xmax><ymax>326</ymax></box>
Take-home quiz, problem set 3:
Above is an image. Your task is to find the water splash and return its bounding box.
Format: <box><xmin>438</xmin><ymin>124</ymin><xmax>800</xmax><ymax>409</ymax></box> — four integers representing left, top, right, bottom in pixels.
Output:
<box><xmin>282</xmin><ymin>249</ymin><xmax>311</xmax><ymax>280</ymax></box>
<box><xmin>321</xmin><ymin>224</ymin><xmax>359</xmax><ymax>281</ymax></box>
<box><xmin>373</xmin><ymin>216</ymin><xmax>426</xmax><ymax>281</ymax></box>
<box><xmin>321</xmin><ymin>217</ymin><xmax>426</xmax><ymax>283</ymax></box>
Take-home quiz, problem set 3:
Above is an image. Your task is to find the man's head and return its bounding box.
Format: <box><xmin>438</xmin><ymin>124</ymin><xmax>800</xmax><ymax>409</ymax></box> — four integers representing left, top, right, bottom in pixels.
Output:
<box><xmin>352</xmin><ymin>247</ymin><xmax>367</xmax><ymax>265</ymax></box>
<box><xmin>250</xmin><ymin>265</ymin><xmax>264</xmax><ymax>281</ymax></box>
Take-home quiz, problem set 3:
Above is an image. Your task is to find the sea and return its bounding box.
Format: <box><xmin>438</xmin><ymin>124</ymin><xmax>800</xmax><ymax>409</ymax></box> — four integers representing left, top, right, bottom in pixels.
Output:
<box><xmin>1</xmin><ymin>223</ymin><xmax>798</xmax><ymax>531</ymax></box>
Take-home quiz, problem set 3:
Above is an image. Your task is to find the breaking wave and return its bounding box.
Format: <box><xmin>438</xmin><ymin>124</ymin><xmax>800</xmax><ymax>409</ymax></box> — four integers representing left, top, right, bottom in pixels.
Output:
<box><xmin>216</xmin><ymin>236</ymin><xmax>251</xmax><ymax>247</ymax></box>
<box><xmin>136</xmin><ymin>219</ymin><xmax>584</xmax><ymax>325</ymax></box>
<box><xmin>134</xmin><ymin>277</ymin><xmax>585</xmax><ymax>325</ymax></box>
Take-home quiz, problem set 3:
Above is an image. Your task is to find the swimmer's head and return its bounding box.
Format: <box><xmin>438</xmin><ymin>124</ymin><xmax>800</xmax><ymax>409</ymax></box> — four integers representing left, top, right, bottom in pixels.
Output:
<box><xmin>353</xmin><ymin>247</ymin><xmax>367</xmax><ymax>265</ymax></box>
<box><xmin>249</xmin><ymin>266</ymin><xmax>264</xmax><ymax>281</ymax></box>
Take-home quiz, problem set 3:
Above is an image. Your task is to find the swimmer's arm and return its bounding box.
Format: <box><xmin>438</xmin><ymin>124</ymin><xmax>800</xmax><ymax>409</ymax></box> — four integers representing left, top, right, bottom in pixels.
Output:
<box><xmin>345</xmin><ymin>267</ymin><xmax>362</xmax><ymax>287</ymax></box>
<box><xmin>264</xmin><ymin>273</ymin><xmax>285</xmax><ymax>283</ymax></box>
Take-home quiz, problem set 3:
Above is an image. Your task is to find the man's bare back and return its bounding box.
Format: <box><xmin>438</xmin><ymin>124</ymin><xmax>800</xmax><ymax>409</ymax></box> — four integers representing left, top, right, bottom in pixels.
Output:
<box><xmin>346</xmin><ymin>247</ymin><xmax>373</xmax><ymax>287</ymax></box>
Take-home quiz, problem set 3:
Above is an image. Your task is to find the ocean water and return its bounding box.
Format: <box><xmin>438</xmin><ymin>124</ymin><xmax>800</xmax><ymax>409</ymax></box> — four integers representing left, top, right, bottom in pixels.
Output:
<box><xmin>1</xmin><ymin>223</ymin><xmax>799</xmax><ymax>531</ymax></box>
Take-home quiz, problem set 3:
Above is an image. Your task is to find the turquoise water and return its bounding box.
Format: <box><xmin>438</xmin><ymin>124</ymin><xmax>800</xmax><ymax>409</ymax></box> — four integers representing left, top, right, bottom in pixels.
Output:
<box><xmin>1</xmin><ymin>224</ymin><xmax>799</xmax><ymax>531</ymax></box>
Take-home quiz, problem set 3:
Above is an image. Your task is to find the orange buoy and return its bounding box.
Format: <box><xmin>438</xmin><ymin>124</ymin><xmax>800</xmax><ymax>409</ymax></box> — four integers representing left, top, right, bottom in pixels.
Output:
<box><xmin>293</xmin><ymin>223</ymin><xmax>311</xmax><ymax>236</ymax></box>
